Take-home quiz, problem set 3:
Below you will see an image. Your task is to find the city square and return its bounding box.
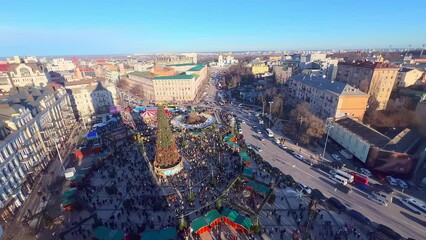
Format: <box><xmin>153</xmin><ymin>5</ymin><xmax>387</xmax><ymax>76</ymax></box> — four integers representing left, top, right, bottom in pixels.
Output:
<box><xmin>1</xmin><ymin>2</ymin><xmax>426</xmax><ymax>239</ymax></box>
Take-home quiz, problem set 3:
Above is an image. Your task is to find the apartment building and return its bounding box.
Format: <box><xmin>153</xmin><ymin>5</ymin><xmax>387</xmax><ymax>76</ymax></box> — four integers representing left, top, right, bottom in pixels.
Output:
<box><xmin>251</xmin><ymin>63</ymin><xmax>269</xmax><ymax>76</ymax></box>
<box><xmin>65</xmin><ymin>79</ymin><xmax>118</xmax><ymax>118</ymax></box>
<box><xmin>46</xmin><ymin>58</ymin><xmax>76</xmax><ymax>72</ymax></box>
<box><xmin>395</xmin><ymin>68</ymin><xmax>424</xmax><ymax>89</ymax></box>
<box><xmin>287</xmin><ymin>74</ymin><xmax>369</xmax><ymax>121</ymax></box>
<box><xmin>336</xmin><ymin>58</ymin><xmax>399</xmax><ymax>110</ymax></box>
<box><xmin>0</xmin><ymin>86</ymin><xmax>76</xmax><ymax>220</ymax></box>
<box><xmin>126</xmin><ymin>64</ymin><xmax>208</xmax><ymax>103</ymax></box>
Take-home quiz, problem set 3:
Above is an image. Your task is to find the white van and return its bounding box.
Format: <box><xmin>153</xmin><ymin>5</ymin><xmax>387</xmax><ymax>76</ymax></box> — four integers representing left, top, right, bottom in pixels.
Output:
<box><xmin>329</xmin><ymin>174</ymin><xmax>348</xmax><ymax>185</ymax></box>
<box><xmin>368</xmin><ymin>195</ymin><xmax>389</xmax><ymax>206</ymax></box>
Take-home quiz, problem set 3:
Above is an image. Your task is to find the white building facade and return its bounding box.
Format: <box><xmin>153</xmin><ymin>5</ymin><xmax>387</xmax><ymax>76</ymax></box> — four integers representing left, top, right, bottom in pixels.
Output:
<box><xmin>0</xmin><ymin>87</ymin><xmax>76</xmax><ymax>220</ymax></box>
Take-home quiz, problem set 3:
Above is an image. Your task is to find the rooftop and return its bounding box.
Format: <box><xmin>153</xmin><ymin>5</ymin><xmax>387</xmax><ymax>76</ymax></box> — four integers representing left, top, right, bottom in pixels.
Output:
<box><xmin>384</xmin><ymin>128</ymin><xmax>422</xmax><ymax>154</ymax></box>
<box><xmin>291</xmin><ymin>74</ymin><xmax>367</xmax><ymax>96</ymax></box>
<box><xmin>339</xmin><ymin>60</ymin><xmax>398</xmax><ymax>69</ymax></box>
<box><xmin>335</xmin><ymin>117</ymin><xmax>390</xmax><ymax>148</ymax></box>
<box><xmin>128</xmin><ymin>71</ymin><xmax>155</xmax><ymax>78</ymax></box>
<box><xmin>166</xmin><ymin>63</ymin><xmax>196</xmax><ymax>67</ymax></box>
<box><xmin>187</xmin><ymin>64</ymin><xmax>205</xmax><ymax>72</ymax></box>
<box><xmin>153</xmin><ymin>74</ymin><xmax>195</xmax><ymax>80</ymax></box>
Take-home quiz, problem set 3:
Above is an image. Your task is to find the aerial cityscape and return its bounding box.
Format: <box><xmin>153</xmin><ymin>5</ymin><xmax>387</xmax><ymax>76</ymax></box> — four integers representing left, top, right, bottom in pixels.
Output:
<box><xmin>0</xmin><ymin>1</ymin><xmax>426</xmax><ymax>240</ymax></box>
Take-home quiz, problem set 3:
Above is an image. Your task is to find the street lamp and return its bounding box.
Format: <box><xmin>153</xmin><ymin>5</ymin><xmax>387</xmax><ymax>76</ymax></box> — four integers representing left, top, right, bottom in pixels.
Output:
<box><xmin>54</xmin><ymin>138</ymin><xmax>66</xmax><ymax>175</ymax></box>
<box><xmin>268</xmin><ymin>101</ymin><xmax>273</xmax><ymax>127</ymax></box>
<box><xmin>322</xmin><ymin>118</ymin><xmax>334</xmax><ymax>159</ymax></box>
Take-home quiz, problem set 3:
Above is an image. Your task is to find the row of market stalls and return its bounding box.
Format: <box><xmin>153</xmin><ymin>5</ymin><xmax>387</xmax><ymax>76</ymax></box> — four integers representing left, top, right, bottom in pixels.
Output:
<box><xmin>91</xmin><ymin>226</ymin><xmax>177</xmax><ymax>240</ymax></box>
<box><xmin>75</xmin><ymin>131</ymin><xmax>103</xmax><ymax>159</ymax></box>
<box><xmin>61</xmin><ymin>151</ymin><xmax>112</xmax><ymax>211</ymax></box>
<box><xmin>190</xmin><ymin>208</ymin><xmax>253</xmax><ymax>235</ymax></box>
<box><xmin>223</xmin><ymin>134</ymin><xmax>255</xmax><ymax>180</ymax></box>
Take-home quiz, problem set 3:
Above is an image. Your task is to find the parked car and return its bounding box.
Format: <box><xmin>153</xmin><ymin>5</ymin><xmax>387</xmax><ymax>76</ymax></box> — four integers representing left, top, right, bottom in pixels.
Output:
<box><xmin>348</xmin><ymin>210</ymin><xmax>371</xmax><ymax>225</ymax></box>
<box><xmin>294</xmin><ymin>153</ymin><xmax>304</xmax><ymax>160</ymax></box>
<box><xmin>327</xmin><ymin>197</ymin><xmax>346</xmax><ymax>212</ymax></box>
<box><xmin>295</xmin><ymin>182</ymin><xmax>312</xmax><ymax>194</ymax></box>
<box><xmin>395</xmin><ymin>178</ymin><xmax>408</xmax><ymax>189</ymax></box>
<box><xmin>331</xmin><ymin>154</ymin><xmax>342</xmax><ymax>161</ymax></box>
<box><xmin>311</xmin><ymin>189</ymin><xmax>326</xmax><ymax>201</ymax></box>
<box><xmin>360</xmin><ymin>168</ymin><xmax>372</xmax><ymax>177</ymax></box>
<box><xmin>302</xmin><ymin>159</ymin><xmax>314</xmax><ymax>166</ymax></box>
<box><xmin>386</xmin><ymin>176</ymin><xmax>398</xmax><ymax>186</ymax></box>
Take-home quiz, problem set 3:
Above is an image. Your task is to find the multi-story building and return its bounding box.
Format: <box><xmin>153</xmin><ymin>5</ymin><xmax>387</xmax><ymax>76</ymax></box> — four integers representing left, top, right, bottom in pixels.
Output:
<box><xmin>0</xmin><ymin>73</ymin><xmax>13</xmax><ymax>92</ymax></box>
<box><xmin>273</xmin><ymin>65</ymin><xmax>293</xmax><ymax>84</ymax></box>
<box><xmin>126</xmin><ymin>64</ymin><xmax>208</xmax><ymax>103</ymax></box>
<box><xmin>0</xmin><ymin>86</ymin><xmax>76</xmax><ymax>220</ymax></box>
<box><xmin>7</xmin><ymin>62</ymin><xmax>49</xmax><ymax>88</ymax></box>
<box><xmin>336</xmin><ymin>58</ymin><xmax>399</xmax><ymax>110</ymax></box>
<box><xmin>65</xmin><ymin>80</ymin><xmax>118</xmax><ymax>118</ymax></box>
<box><xmin>251</xmin><ymin>63</ymin><xmax>269</xmax><ymax>76</ymax></box>
<box><xmin>395</xmin><ymin>68</ymin><xmax>424</xmax><ymax>89</ymax></box>
<box><xmin>46</xmin><ymin>58</ymin><xmax>76</xmax><ymax>72</ymax></box>
<box><xmin>79</xmin><ymin>67</ymin><xmax>97</xmax><ymax>78</ymax></box>
<box><xmin>155</xmin><ymin>53</ymin><xmax>197</xmax><ymax>66</ymax></box>
<box><xmin>329</xmin><ymin>117</ymin><xmax>425</xmax><ymax>182</ymax></box>
<box><xmin>287</xmin><ymin>74</ymin><xmax>369</xmax><ymax>120</ymax></box>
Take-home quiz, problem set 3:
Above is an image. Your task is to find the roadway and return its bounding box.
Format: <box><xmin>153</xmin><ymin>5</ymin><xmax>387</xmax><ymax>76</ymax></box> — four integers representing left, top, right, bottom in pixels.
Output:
<box><xmin>201</xmin><ymin>68</ymin><xmax>425</xmax><ymax>238</ymax></box>
<box><xmin>231</xmin><ymin>108</ymin><xmax>425</xmax><ymax>240</ymax></box>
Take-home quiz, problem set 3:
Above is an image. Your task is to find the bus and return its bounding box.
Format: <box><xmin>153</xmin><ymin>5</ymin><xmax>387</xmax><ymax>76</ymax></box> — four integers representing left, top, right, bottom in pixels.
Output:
<box><xmin>335</xmin><ymin>169</ymin><xmax>354</xmax><ymax>183</ymax></box>
<box><xmin>329</xmin><ymin>174</ymin><xmax>348</xmax><ymax>185</ymax></box>
<box><xmin>266</xmin><ymin>128</ymin><xmax>274</xmax><ymax>137</ymax></box>
<box><xmin>349</xmin><ymin>172</ymin><xmax>368</xmax><ymax>185</ymax></box>
<box><xmin>401</xmin><ymin>198</ymin><xmax>426</xmax><ymax>216</ymax></box>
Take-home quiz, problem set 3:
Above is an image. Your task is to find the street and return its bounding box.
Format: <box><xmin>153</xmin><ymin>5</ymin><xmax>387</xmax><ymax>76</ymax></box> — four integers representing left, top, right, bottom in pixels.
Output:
<box><xmin>201</xmin><ymin>68</ymin><xmax>425</xmax><ymax>239</ymax></box>
<box><xmin>233</xmin><ymin>108</ymin><xmax>425</xmax><ymax>240</ymax></box>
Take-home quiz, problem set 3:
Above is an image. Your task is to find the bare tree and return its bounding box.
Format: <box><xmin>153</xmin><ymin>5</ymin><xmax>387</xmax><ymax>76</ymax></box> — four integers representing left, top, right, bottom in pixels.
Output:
<box><xmin>284</xmin><ymin>102</ymin><xmax>325</xmax><ymax>145</ymax></box>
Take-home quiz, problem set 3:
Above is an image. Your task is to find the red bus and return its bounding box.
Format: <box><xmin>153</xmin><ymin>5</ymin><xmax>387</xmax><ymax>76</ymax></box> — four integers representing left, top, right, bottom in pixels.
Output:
<box><xmin>349</xmin><ymin>172</ymin><xmax>368</xmax><ymax>185</ymax></box>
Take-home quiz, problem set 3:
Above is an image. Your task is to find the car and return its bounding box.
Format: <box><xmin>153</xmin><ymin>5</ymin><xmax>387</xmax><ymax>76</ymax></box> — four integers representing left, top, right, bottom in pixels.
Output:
<box><xmin>257</xmin><ymin>129</ymin><xmax>262</xmax><ymax>134</ymax></box>
<box><xmin>274</xmin><ymin>138</ymin><xmax>281</xmax><ymax>144</ymax></box>
<box><xmin>294</xmin><ymin>153</ymin><xmax>304</xmax><ymax>160</ymax></box>
<box><xmin>311</xmin><ymin>189</ymin><xmax>326</xmax><ymax>201</ymax></box>
<box><xmin>376</xmin><ymin>224</ymin><xmax>403</xmax><ymax>240</ymax></box>
<box><xmin>241</xmin><ymin>120</ymin><xmax>246</xmax><ymax>124</ymax></box>
<box><xmin>327</xmin><ymin>197</ymin><xmax>346</xmax><ymax>212</ymax></box>
<box><xmin>348</xmin><ymin>210</ymin><xmax>371</xmax><ymax>224</ymax></box>
<box><xmin>386</xmin><ymin>176</ymin><xmax>398</xmax><ymax>186</ymax></box>
<box><xmin>280</xmin><ymin>143</ymin><xmax>288</xmax><ymax>150</ymax></box>
<box><xmin>368</xmin><ymin>195</ymin><xmax>388</xmax><ymax>206</ymax></box>
<box><xmin>395</xmin><ymin>178</ymin><xmax>408</xmax><ymax>189</ymax></box>
<box><xmin>331</xmin><ymin>154</ymin><xmax>342</xmax><ymax>161</ymax></box>
<box><xmin>302</xmin><ymin>159</ymin><xmax>314</xmax><ymax>166</ymax></box>
<box><xmin>295</xmin><ymin>182</ymin><xmax>312</xmax><ymax>194</ymax></box>
<box><xmin>360</xmin><ymin>168</ymin><xmax>372</xmax><ymax>177</ymax></box>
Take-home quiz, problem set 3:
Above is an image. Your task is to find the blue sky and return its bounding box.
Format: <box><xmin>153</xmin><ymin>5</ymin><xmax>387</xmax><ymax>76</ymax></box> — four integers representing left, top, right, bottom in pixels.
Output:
<box><xmin>1</xmin><ymin>0</ymin><xmax>425</xmax><ymax>56</ymax></box>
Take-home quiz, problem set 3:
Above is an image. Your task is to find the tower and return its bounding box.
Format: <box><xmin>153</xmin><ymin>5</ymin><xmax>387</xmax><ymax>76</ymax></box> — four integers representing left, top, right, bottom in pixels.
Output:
<box><xmin>218</xmin><ymin>52</ymin><xmax>223</xmax><ymax>64</ymax></box>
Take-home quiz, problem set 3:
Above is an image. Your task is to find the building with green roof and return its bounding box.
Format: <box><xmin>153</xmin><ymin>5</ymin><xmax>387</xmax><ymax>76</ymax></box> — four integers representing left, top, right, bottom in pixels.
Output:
<box><xmin>187</xmin><ymin>64</ymin><xmax>205</xmax><ymax>72</ymax></box>
<box><xmin>153</xmin><ymin>74</ymin><xmax>195</xmax><ymax>80</ymax></box>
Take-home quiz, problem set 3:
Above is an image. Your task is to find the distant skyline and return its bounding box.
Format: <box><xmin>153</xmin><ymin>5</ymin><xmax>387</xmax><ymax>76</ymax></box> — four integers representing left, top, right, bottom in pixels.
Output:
<box><xmin>1</xmin><ymin>0</ymin><xmax>425</xmax><ymax>56</ymax></box>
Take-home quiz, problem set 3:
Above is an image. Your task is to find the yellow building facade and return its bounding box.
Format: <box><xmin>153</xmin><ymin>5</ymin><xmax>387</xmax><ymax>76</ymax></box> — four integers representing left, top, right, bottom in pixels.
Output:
<box><xmin>251</xmin><ymin>63</ymin><xmax>269</xmax><ymax>75</ymax></box>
